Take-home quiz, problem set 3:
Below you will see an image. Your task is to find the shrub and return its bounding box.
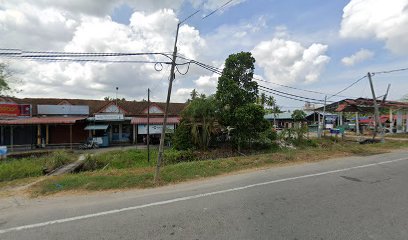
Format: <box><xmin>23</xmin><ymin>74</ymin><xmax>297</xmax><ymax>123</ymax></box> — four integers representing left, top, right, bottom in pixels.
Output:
<box><xmin>164</xmin><ymin>149</ymin><xmax>195</xmax><ymax>165</ymax></box>
<box><xmin>43</xmin><ymin>150</ymin><xmax>74</xmax><ymax>172</ymax></box>
<box><xmin>172</xmin><ymin>122</ymin><xmax>194</xmax><ymax>150</ymax></box>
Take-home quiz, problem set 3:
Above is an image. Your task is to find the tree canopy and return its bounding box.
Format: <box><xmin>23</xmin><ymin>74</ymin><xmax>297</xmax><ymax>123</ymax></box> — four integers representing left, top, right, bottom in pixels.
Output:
<box><xmin>0</xmin><ymin>63</ymin><xmax>11</xmax><ymax>94</ymax></box>
<box><xmin>215</xmin><ymin>52</ymin><xmax>258</xmax><ymax>127</ymax></box>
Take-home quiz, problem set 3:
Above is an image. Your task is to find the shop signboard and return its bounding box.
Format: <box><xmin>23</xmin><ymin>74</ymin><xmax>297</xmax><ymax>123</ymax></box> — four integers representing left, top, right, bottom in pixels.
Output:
<box><xmin>138</xmin><ymin>124</ymin><xmax>175</xmax><ymax>135</ymax></box>
<box><xmin>38</xmin><ymin>105</ymin><xmax>89</xmax><ymax>115</ymax></box>
<box><xmin>95</xmin><ymin>114</ymin><xmax>124</xmax><ymax>121</ymax></box>
<box><xmin>0</xmin><ymin>104</ymin><xmax>31</xmax><ymax>117</ymax></box>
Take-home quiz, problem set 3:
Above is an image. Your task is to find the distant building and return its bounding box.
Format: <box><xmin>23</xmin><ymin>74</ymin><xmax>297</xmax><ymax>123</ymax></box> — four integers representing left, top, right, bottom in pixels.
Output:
<box><xmin>0</xmin><ymin>97</ymin><xmax>187</xmax><ymax>151</ymax></box>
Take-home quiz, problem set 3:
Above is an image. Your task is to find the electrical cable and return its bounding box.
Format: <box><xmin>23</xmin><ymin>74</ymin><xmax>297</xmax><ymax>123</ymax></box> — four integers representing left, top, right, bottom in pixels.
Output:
<box><xmin>202</xmin><ymin>0</ymin><xmax>234</xmax><ymax>19</ymax></box>
<box><xmin>327</xmin><ymin>75</ymin><xmax>367</xmax><ymax>100</ymax></box>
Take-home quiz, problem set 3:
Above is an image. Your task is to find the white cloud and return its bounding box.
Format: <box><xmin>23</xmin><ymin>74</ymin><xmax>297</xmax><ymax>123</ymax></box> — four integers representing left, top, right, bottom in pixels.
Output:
<box><xmin>0</xmin><ymin>3</ymin><xmax>206</xmax><ymax>101</ymax></box>
<box><xmin>251</xmin><ymin>38</ymin><xmax>330</xmax><ymax>85</ymax></box>
<box><xmin>340</xmin><ymin>0</ymin><xmax>408</xmax><ymax>54</ymax></box>
<box><xmin>341</xmin><ymin>49</ymin><xmax>374</xmax><ymax>66</ymax></box>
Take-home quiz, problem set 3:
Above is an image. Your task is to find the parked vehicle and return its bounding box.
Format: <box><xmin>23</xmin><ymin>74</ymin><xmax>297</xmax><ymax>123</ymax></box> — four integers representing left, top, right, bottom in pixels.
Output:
<box><xmin>79</xmin><ymin>138</ymin><xmax>99</xmax><ymax>150</ymax></box>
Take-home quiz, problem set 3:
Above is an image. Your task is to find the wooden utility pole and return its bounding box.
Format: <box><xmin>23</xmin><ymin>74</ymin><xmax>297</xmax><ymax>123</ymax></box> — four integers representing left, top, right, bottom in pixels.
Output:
<box><xmin>367</xmin><ymin>72</ymin><xmax>384</xmax><ymax>142</ymax></box>
<box><xmin>147</xmin><ymin>88</ymin><xmax>150</xmax><ymax>162</ymax></box>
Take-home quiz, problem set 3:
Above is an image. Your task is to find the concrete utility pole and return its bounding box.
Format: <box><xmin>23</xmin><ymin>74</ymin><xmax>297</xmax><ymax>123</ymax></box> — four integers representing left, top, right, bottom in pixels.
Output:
<box><xmin>154</xmin><ymin>11</ymin><xmax>199</xmax><ymax>183</ymax></box>
<box><xmin>147</xmin><ymin>88</ymin><xmax>150</xmax><ymax>162</ymax></box>
<box><xmin>318</xmin><ymin>96</ymin><xmax>327</xmax><ymax>138</ymax></box>
<box><xmin>154</xmin><ymin>23</ymin><xmax>179</xmax><ymax>183</ymax></box>
<box><xmin>367</xmin><ymin>72</ymin><xmax>384</xmax><ymax>142</ymax></box>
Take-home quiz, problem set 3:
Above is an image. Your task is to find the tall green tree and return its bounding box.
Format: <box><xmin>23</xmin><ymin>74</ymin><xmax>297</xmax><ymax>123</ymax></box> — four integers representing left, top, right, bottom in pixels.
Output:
<box><xmin>0</xmin><ymin>63</ymin><xmax>11</xmax><ymax>94</ymax></box>
<box><xmin>215</xmin><ymin>52</ymin><xmax>258</xmax><ymax>127</ymax></box>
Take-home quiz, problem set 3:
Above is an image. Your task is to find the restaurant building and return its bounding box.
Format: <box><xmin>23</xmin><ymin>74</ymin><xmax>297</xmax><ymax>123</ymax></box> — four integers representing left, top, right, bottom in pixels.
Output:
<box><xmin>0</xmin><ymin>97</ymin><xmax>186</xmax><ymax>151</ymax></box>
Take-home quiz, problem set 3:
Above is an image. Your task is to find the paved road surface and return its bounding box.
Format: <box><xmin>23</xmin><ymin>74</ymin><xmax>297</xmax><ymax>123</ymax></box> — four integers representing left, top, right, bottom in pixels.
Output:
<box><xmin>1</xmin><ymin>150</ymin><xmax>408</xmax><ymax>239</ymax></box>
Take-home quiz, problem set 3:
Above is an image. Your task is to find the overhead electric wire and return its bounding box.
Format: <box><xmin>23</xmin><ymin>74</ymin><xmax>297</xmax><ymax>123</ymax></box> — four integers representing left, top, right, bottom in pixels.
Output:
<box><xmin>180</xmin><ymin>55</ymin><xmax>356</xmax><ymax>99</ymax></box>
<box><xmin>259</xmin><ymin>88</ymin><xmax>323</xmax><ymax>104</ymax></box>
<box><xmin>372</xmin><ymin>67</ymin><xmax>408</xmax><ymax>75</ymax></box>
<box><xmin>258</xmin><ymin>85</ymin><xmax>331</xmax><ymax>103</ymax></box>
<box><xmin>202</xmin><ymin>0</ymin><xmax>234</xmax><ymax>19</ymax></box>
<box><xmin>326</xmin><ymin>75</ymin><xmax>367</xmax><ymax>100</ymax></box>
<box><xmin>188</xmin><ymin>59</ymin><xmax>329</xmax><ymax>103</ymax></box>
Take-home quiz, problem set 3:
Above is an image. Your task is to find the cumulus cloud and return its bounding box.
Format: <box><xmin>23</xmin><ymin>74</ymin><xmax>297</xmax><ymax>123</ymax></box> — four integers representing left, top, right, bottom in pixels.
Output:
<box><xmin>0</xmin><ymin>2</ymin><xmax>206</xmax><ymax>100</ymax></box>
<box><xmin>251</xmin><ymin>38</ymin><xmax>330</xmax><ymax>85</ymax></box>
<box><xmin>340</xmin><ymin>0</ymin><xmax>408</xmax><ymax>54</ymax></box>
<box><xmin>341</xmin><ymin>49</ymin><xmax>374</xmax><ymax>66</ymax></box>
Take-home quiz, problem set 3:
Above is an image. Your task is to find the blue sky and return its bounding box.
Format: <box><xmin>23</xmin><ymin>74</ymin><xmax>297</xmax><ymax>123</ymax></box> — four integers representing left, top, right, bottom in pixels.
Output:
<box><xmin>1</xmin><ymin>0</ymin><xmax>408</xmax><ymax>110</ymax></box>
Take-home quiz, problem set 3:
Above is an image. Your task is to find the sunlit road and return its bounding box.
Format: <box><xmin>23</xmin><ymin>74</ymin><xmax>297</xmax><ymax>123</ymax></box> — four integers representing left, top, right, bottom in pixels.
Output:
<box><xmin>1</xmin><ymin>150</ymin><xmax>408</xmax><ymax>239</ymax></box>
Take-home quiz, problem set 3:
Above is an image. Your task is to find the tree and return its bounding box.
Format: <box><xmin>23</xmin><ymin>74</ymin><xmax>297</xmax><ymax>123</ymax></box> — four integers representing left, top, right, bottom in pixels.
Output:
<box><xmin>0</xmin><ymin>63</ymin><xmax>11</xmax><ymax>94</ymax></box>
<box><xmin>215</xmin><ymin>52</ymin><xmax>258</xmax><ymax>127</ymax></box>
<box><xmin>234</xmin><ymin>104</ymin><xmax>269</xmax><ymax>150</ymax></box>
<box><xmin>291</xmin><ymin>109</ymin><xmax>307</xmax><ymax>141</ymax></box>
<box><xmin>172</xmin><ymin>121</ymin><xmax>194</xmax><ymax>150</ymax></box>
<box><xmin>180</xmin><ymin>95</ymin><xmax>218</xmax><ymax>150</ymax></box>
<box><xmin>190</xmin><ymin>89</ymin><xmax>198</xmax><ymax>100</ymax></box>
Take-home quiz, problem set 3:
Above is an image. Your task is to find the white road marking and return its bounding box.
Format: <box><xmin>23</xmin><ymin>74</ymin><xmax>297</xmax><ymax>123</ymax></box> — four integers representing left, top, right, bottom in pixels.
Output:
<box><xmin>1</xmin><ymin>157</ymin><xmax>407</xmax><ymax>234</ymax></box>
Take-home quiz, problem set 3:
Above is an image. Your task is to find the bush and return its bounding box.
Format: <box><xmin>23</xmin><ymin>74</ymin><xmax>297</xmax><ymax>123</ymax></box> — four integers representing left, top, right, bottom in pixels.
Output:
<box><xmin>43</xmin><ymin>150</ymin><xmax>74</xmax><ymax>172</ymax></box>
<box><xmin>164</xmin><ymin>149</ymin><xmax>195</xmax><ymax>165</ymax></box>
<box><xmin>172</xmin><ymin>122</ymin><xmax>194</xmax><ymax>150</ymax></box>
<box><xmin>81</xmin><ymin>154</ymin><xmax>106</xmax><ymax>171</ymax></box>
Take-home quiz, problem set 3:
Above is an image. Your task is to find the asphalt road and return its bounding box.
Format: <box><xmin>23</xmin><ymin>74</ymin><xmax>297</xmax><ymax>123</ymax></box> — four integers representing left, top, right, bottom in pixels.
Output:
<box><xmin>1</xmin><ymin>150</ymin><xmax>408</xmax><ymax>239</ymax></box>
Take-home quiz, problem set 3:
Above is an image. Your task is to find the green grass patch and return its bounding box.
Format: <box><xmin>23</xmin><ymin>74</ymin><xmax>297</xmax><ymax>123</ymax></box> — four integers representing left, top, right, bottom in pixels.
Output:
<box><xmin>26</xmin><ymin>139</ymin><xmax>408</xmax><ymax>196</ymax></box>
<box><xmin>0</xmin><ymin>150</ymin><xmax>77</xmax><ymax>182</ymax></box>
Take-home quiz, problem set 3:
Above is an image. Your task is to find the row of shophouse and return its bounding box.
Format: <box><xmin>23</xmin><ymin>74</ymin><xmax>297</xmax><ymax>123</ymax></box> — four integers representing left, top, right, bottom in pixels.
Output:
<box><xmin>264</xmin><ymin>98</ymin><xmax>408</xmax><ymax>134</ymax></box>
<box><xmin>0</xmin><ymin>97</ymin><xmax>186</xmax><ymax>151</ymax></box>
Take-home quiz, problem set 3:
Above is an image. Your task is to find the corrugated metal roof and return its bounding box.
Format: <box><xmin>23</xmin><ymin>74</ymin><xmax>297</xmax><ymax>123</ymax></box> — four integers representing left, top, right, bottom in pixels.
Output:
<box><xmin>0</xmin><ymin>117</ymin><xmax>85</xmax><ymax>125</ymax></box>
<box><xmin>264</xmin><ymin>112</ymin><xmax>293</xmax><ymax>120</ymax></box>
<box><xmin>84</xmin><ymin>125</ymin><xmax>109</xmax><ymax>130</ymax></box>
<box><xmin>131</xmin><ymin>117</ymin><xmax>180</xmax><ymax>124</ymax></box>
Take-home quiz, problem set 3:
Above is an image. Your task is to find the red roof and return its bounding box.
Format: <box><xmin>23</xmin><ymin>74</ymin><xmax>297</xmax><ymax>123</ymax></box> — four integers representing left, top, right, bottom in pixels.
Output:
<box><xmin>131</xmin><ymin>117</ymin><xmax>180</xmax><ymax>124</ymax></box>
<box><xmin>0</xmin><ymin>117</ymin><xmax>86</xmax><ymax>125</ymax></box>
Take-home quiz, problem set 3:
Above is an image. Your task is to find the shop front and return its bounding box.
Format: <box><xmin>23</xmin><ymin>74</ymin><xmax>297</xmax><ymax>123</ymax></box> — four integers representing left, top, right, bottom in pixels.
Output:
<box><xmin>131</xmin><ymin>117</ymin><xmax>179</xmax><ymax>144</ymax></box>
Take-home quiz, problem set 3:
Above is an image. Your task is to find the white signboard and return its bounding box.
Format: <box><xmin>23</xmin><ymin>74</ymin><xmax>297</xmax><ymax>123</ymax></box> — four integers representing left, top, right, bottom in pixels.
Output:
<box><xmin>95</xmin><ymin>114</ymin><xmax>124</xmax><ymax>121</ymax></box>
<box><xmin>138</xmin><ymin>124</ymin><xmax>175</xmax><ymax>135</ymax></box>
<box><xmin>38</xmin><ymin>105</ymin><xmax>89</xmax><ymax>115</ymax></box>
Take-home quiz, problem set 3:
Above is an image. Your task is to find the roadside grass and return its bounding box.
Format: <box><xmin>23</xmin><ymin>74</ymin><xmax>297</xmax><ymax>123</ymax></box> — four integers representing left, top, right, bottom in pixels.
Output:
<box><xmin>386</xmin><ymin>133</ymin><xmax>408</xmax><ymax>139</ymax></box>
<box><xmin>81</xmin><ymin>149</ymin><xmax>158</xmax><ymax>171</ymax></box>
<box><xmin>0</xmin><ymin>150</ymin><xmax>77</xmax><ymax>182</ymax></box>
<box><xmin>30</xmin><ymin>139</ymin><xmax>408</xmax><ymax>197</ymax></box>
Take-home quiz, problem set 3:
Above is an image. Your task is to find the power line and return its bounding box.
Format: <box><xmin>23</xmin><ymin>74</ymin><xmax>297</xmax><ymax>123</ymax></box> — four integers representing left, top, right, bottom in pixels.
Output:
<box><xmin>327</xmin><ymin>75</ymin><xmax>367</xmax><ymax>100</ymax></box>
<box><xmin>372</xmin><ymin>67</ymin><xmax>408</xmax><ymax>75</ymax></box>
<box><xmin>258</xmin><ymin>85</ymin><xmax>330</xmax><ymax>103</ymax></box>
<box><xmin>183</xmin><ymin>57</ymin><xmax>356</xmax><ymax>98</ymax></box>
<box><xmin>188</xmin><ymin>58</ymin><xmax>331</xmax><ymax>103</ymax></box>
<box><xmin>259</xmin><ymin>88</ymin><xmax>323</xmax><ymax>104</ymax></box>
<box><xmin>202</xmin><ymin>0</ymin><xmax>234</xmax><ymax>19</ymax></box>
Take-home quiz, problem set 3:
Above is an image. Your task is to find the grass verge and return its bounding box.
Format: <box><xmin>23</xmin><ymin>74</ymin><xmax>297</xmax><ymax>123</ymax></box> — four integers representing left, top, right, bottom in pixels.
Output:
<box><xmin>29</xmin><ymin>139</ymin><xmax>408</xmax><ymax>197</ymax></box>
<box><xmin>0</xmin><ymin>150</ymin><xmax>77</xmax><ymax>182</ymax></box>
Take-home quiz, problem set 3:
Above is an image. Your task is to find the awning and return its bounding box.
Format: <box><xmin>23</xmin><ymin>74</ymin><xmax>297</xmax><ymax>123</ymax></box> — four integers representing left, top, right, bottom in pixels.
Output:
<box><xmin>131</xmin><ymin>117</ymin><xmax>180</xmax><ymax>125</ymax></box>
<box><xmin>84</xmin><ymin>125</ymin><xmax>109</xmax><ymax>130</ymax></box>
<box><xmin>0</xmin><ymin>117</ymin><xmax>86</xmax><ymax>125</ymax></box>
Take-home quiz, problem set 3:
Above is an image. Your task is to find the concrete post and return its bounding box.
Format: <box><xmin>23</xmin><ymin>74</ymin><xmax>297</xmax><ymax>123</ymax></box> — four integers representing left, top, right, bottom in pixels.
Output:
<box><xmin>46</xmin><ymin>125</ymin><xmax>49</xmax><ymax>145</ymax></box>
<box><xmin>133</xmin><ymin>124</ymin><xmax>136</xmax><ymax>144</ymax></box>
<box><xmin>37</xmin><ymin>124</ymin><xmax>41</xmax><ymax>146</ymax></box>
<box><xmin>10</xmin><ymin>126</ymin><xmax>13</xmax><ymax>152</ymax></box>
<box><xmin>69</xmin><ymin>125</ymin><xmax>73</xmax><ymax>149</ymax></box>
<box><xmin>397</xmin><ymin>111</ymin><xmax>403</xmax><ymax>133</ymax></box>
<box><xmin>356</xmin><ymin>112</ymin><xmax>360</xmax><ymax>135</ymax></box>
